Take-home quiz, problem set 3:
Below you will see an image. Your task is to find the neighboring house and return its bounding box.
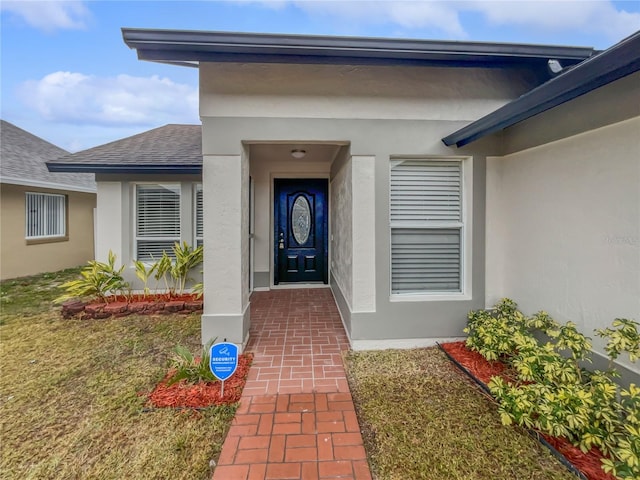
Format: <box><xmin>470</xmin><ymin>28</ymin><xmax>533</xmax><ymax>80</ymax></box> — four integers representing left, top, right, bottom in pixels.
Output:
<box><xmin>1</xmin><ymin>120</ymin><xmax>96</xmax><ymax>280</ymax></box>
<box><xmin>48</xmin><ymin>124</ymin><xmax>203</xmax><ymax>272</ymax></box>
<box><xmin>48</xmin><ymin>30</ymin><xmax>639</xmax><ymax>377</ymax></box>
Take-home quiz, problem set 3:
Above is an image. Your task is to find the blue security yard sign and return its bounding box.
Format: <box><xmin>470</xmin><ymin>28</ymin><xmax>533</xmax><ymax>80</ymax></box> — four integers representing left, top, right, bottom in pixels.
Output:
<box><xmin>209</xmin><ymin>342</ymin><xmax>239</xmax><ymax>382</ymax></box>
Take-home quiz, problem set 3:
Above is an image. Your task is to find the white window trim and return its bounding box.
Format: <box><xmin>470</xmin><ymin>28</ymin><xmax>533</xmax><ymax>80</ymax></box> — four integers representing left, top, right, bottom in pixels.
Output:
<box><xmin>389</xmin><ymin>156</ymin><xmax>472</xmax><ymax>302</ymax></box>
<box><xmin>25</xmin><ymin>192</ymin><xmax>67</xmax><ymax>240</ymax></box>
<box><xmin>133</xmin><ymin>182</ymin><xmax>181</xmax><ymax>261</ymax></box>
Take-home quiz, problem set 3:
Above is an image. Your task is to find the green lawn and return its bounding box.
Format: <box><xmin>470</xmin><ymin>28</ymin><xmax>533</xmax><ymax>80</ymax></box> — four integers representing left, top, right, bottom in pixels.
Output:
<box><xmin>345</xmin><ymin>348</ymin><xmax>577</xmax><ymax>480</ymax></box>
<box><xmin>0</xmin><ymin>269</ymin><xmax>235</xmax><ymax>480</ymax></box>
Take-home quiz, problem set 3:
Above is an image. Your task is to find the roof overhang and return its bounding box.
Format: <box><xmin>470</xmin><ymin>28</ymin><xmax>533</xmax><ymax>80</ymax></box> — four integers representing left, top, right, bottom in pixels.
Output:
<box><xmin>122</xmin><ymin>28</ymin><xmax>594</xmax><ymax>69</ymax></box>
<box><xmin>47</xmin><ymin>163</ymin><xmax>202</xmax><ymax>175</ymax></box>
<box><xmin>442</xmin><ymin>30</ymin><xmax>640</xmax><ymax>148</ymax></box>
<box><xmin>0</xmin><ymin>176</ymin><xmax>97</xmax><ymax>193</ymax></box>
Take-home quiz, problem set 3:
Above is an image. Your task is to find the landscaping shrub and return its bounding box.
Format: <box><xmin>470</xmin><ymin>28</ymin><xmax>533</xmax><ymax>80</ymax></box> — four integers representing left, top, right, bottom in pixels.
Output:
<box><xmin>152</xmin><ymin>242</ymin><xmax>203</xmax><ymax>296</ymax></box>
<box><xmin>57</xmin><ymin>242</ymin><xmax>203</xmax><ymax>304</ymax></box>
<box><xmin>465</xmin><ymin>299</ymin><xmax>640</xmax><ymax>480</ymax></box>
<box><xmin>56</xmin><ymin>250</ymin><xmax>129</xmax><ymax>303</ymax></box>
<box><xmin>167</xmin><ymin>338</ymin><xmax>218</xmax><ymax>385</ymax></box>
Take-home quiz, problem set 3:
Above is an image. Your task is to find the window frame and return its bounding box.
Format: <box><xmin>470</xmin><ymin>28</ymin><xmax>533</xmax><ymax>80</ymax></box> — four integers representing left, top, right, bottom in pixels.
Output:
<box><xmin>389</xmin><ymin>156</ymin><xmax>472</xmax><ymax>302</ymax></box>
<box><xmin>133</xmin><ymin>182</ymin><xmax>182</xmax><ymax>261</ymax></box>
<box><xmin>25</xmin><ymin>191</ymin><xmax>68</xmax><ymax>243</ymax></box>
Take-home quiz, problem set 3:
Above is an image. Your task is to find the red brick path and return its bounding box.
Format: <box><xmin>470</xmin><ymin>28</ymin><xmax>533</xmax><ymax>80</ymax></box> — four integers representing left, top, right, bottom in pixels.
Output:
<box><xmin>212</xmin><ymin>289</ymin><xmax>372</xmax><ymax>480</ymax></box>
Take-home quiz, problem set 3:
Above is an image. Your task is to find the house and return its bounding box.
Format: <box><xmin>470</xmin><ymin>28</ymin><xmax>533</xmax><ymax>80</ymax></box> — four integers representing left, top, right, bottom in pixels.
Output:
<box><xmin>48</xmin><ymin>30</ymin><xmax>639</xmax><ymax>377</ymax></box>
<box><xmin>1</xmin><ymin>120</ymin><xmax>96</xmax><ymax>280</ymax></box>
<box><xmin>45</xmin><ymin>124</ymin><xmax>202</xmax><ymax>274</ymax></box>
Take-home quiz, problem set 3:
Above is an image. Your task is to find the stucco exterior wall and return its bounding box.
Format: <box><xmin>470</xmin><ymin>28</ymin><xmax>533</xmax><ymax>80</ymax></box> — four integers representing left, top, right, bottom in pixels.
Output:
<box><xmin>330</xmin><ymin>155</ymin><xmax>353</xmax><ymax>309</ymax></box>
<box><xmin>200</xmin><ymin>63</ymin><xmax>537</xmax><ymax>121</ymax></box>
<box><xmin>0</xmin><ymin>183</ymin><xmax>95</xmax><ymax>279</ymax></box>
<box><xmin>486</xmin><ymin>116</ymin><xmax>640</xmax><ymax>373</ymax></box>
<box><xmin>350</xmin><ymin>155</ymin><xmax>376</xmax><ymax>313</ymax></box>
<box><xmin>93</xmin><ymin>174</ymin><xmax>202</xmax><ymax>288</ymax></box>
<box><xmin>201</xmin><ymin>116</ymin><xmax>489</xmax><ymax>345</ymax></box>
<box><xmin>201</xmin><ymin>153</ymin><xmax>250</xmax><ymax>347</ymax></box>
<box><xmin>198</xmin><ymin>61</ymin><xmax>531</xmax><ymax>345</ymax></box>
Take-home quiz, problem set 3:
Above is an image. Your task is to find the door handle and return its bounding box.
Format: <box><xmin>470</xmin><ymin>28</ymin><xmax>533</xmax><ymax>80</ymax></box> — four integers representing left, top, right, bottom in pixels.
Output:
<box><xmin>278</xmin><ymin>232</ymin><xmax>284</xmax><ymax>250</ymax></box>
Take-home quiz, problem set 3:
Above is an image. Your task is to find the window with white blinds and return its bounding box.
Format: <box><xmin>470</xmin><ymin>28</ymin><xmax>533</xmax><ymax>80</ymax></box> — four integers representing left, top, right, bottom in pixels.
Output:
<box><xmin>390</xmin><ymin>159</ymin><xmax>463</xmax><ymax>294</ymax></box>
<box><xmin>25</xmin><ymin>192</ymin><xmax>66</xmax><ymax>239</ymax></box>
<box><xmin>135</xmin><ymin>184</ymin><xmax>181</xmax><ymax>260</ymax></box>
<box><xmin>194</xmin><ymin>184</ymin><xmax>203</xmax><ymax>247</ymax></box>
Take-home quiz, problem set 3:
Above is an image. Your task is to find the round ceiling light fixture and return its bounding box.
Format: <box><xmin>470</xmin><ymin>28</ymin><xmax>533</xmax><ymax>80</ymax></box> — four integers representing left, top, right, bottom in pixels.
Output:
<box><xmin>291</xmin><ymin>149</ymin><xmax>306</xmax><ymax>159</ymax></box>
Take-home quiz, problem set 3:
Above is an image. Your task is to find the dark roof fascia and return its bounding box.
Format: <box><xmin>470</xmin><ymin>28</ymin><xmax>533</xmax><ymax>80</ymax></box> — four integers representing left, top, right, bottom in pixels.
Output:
<box><xmin>122</xmin><ymin>28</ymin><xmax>594</xmax><ymax>68</ymax></box>
<box><xmin>47</xmin><ymin>163</ymin><xmax>202</xmax><ymax>175</ymax></box>
<box><xmin>442</xmin><ymin>31</ymin><xmax>640</xmax><ymax>148</ymax></box>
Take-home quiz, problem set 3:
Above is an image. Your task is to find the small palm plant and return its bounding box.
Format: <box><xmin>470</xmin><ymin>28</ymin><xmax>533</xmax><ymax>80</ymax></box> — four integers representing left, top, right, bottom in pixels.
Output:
<box><xmin>153</xmin><ymin>252</ymin><xmax>173</xmax><ymax>294</ymax></box>
<box><xmin>152</xmin><ymin>242</ymin><xmax>203</xmax><ymax>296</ymax></box>
<box><xmin>171</xmin><ymin>241</ymin><xmax>204</xmax><ymax>295</ymax></box>
<box><xmin>166</xmin><ymin>338</ymin><xmax>218</xmax><ymax>385</ymax></box>
<box><xmin>133</xmin><ymin>260</ymin><xmax>157</xmax><ymax>299</ymax></box>
<box><xmin>56</xmin><ymin>251</ymin><xmax>129</xmax><ymax>303</ymax></box>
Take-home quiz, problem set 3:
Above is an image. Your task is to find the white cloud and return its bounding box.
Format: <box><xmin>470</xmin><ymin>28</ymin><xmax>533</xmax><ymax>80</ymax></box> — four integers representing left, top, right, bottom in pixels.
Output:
<box><xmin>468</xmin><ymin>1</ymin><xmax>640</xmax><ymax>42</ymax></box>
<box><xmin>306</xmin><ymin>1</ymin><xmax>465</xmax><ymax>35</ymax></box>
<box><xmin>20</xmin><ymin>72</ymin><xmax>199</xmax><ymax>127</ymax></box>
<box><xmin>1</xmin><ymin>1</ymin><xmax>90</xmax><ymax>32</ymax></box>
<box><xmin>232</xmin><ymin>0</ymin><xmax>640</xmax><ymax>42</ymax></box>
<box><xmin>235</xmin><ymin>0</ymin><xmax>466</xmax><ymax>36</ymax></box>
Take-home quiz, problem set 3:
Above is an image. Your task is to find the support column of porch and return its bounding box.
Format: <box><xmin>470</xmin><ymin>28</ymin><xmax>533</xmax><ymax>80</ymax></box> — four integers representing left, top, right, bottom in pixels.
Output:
<box><xmin>201</xmin><ymin>153</ymin><xmax>251</xmax><ymax>350</ymax></box>
<box><xmin>351</xmin><ymin>155</ymin><xmax>376</xmax><ymax>313</ymax></box>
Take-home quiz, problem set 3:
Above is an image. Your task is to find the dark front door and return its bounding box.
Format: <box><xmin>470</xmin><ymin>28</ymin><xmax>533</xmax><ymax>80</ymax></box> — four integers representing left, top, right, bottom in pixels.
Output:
<box><xmin>274</xmin><ymin>179</ymin><xmax>328</xmax><ymax>284</ymax></box>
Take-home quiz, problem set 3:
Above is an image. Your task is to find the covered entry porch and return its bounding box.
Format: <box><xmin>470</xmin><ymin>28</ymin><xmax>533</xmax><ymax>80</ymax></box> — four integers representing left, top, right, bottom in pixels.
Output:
<box><xmin>200</xmin><ymin>129</ymin><xmax>377</xmax><ymax>350</ymax></box>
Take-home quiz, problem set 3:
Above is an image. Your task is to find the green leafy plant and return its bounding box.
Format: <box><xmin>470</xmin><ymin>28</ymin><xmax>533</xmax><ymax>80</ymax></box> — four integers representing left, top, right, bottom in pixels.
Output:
<box><xmin>597</xmin><ymin>319</ymin><xmax>640</xmax><ymax>366</ymax></box>
<box><xmin>171</xmin><ymin>241</ymin><xmax>203</xmax><ymax>295</ymax></box>
<box><xmin>467</xmin><ymin>300</ymin><xmax>640</xmax><ymax>479</ymax></box>
<box><xmin>602</xmin><ymin>384</ymin><xmax>640</xmax><ymax>479</ymax></box>
<box><xmin>56</xmin><ymin>251</ymin><xmax>129</xmax><ymax>303</ymax></box>
<box><xmin>192</xmin><ymin>275</ymin><xmax>203</xmax><ymax>299</ymax></box>
<box><xmin>166</xmin><ymin>338</ymin><xmax>218</xmax><ymax>385</ymax></box>
<box><xmin>153</xmin><ymin>251</ymin><xmax>173</xmax><ymax>294</ymax></box>
<box><xmin>133</xmin><ymin>259</ymin><xmax>157</xmax><ymax>298</ymax></box>
<box><xmin>464</xmin><ymin>298</ymin><xmax>528</xmax><ymax>361</ymax></box>
<box><xmin>150</xmin><ymin>243</ymin><xmax>203</xmax><ymax>296</ymax></box>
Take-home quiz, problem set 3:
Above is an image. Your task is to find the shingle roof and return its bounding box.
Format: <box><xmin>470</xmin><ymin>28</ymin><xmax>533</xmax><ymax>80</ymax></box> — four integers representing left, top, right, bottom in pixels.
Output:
<box><xmin>1</xmin><ymin>120</ymin><xmax>96</xmax><ymax>192</ymax></box>
<box><xmin>48</xmin><ymin>124</ymin><xmax>202</xmax><ymax>174</ymax></box>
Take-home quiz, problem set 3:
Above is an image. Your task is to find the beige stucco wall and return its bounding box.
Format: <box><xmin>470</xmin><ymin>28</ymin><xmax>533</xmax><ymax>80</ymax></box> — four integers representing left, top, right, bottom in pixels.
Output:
<box><xmin>330</xmin><ymin>154</ymin><xmax>353</xmax><ymax>309</ymax></box>
<box><xmin>350</xmin><ymin>155</ymin><xmax>376</xmax><ymax>313</ymax></box>
<box><xmin>93</xmin><ymin>174</ymin><xmax>202</xmax><ymax>288</ymax></box>
<box><xmin>198</xmin><ymin>61</ymin><xmax>532</xmax><ymax>345</ymax></box>
<box><xmin>201</xmin><ymin>153</ymin><xmax>251</xmax><ymax>347</ymax></box>
<box><xmin>0</xmin><ymin>183</ymin><xmax>95</xmax><ymax>280</ymax></box>
<box><xmin>200</xmin><ymin>63</ymin><xmax>538</xmax><ymax>121</ymax></box>
<box><xmin>486</xmin><ymin>116</ymin><xmax>640</xmax><ymax>373</ymax></box>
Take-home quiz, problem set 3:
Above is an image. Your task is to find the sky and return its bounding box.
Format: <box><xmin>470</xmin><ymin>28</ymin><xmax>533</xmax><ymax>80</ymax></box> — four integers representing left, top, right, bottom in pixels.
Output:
<box><xmin>1</xmin><ymin>0</ymin><xmax>639</xmax><ymax>152</ymax></box>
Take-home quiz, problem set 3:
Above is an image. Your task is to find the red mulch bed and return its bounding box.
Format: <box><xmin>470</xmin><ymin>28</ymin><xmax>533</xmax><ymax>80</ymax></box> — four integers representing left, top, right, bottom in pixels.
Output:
<box><xmin>440</xmin><ymin>341</ymin><xmax>616</xmax><ymax>480</ymax></box>
<box><xmin>147</xmin><ymin>353</ymin><xmax>253</xmax><ymax>408</ymax></box>
<box><xmin>108</xmin><ymin>293</ymin><xmax>200</xmax><ymax>303</ymax></box>
<box><xmin>62</xmin><ymin>293</ymin><xmax>203</xmax><ymax>319</ymax></box>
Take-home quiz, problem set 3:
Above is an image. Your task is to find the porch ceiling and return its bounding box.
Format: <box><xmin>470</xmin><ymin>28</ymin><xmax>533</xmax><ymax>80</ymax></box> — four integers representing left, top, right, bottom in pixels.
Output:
<box><xmin>249</xmin><ymin>143</ymin><xmax>344</xmax><ymax>164</ymax></box>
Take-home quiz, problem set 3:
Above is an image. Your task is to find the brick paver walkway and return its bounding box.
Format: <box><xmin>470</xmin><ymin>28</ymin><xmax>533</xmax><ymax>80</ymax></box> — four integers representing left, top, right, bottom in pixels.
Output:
<box><xmin>212</xmin><ymin>289</ymin><xmax>372</xmax><ymax>480</ymax></box>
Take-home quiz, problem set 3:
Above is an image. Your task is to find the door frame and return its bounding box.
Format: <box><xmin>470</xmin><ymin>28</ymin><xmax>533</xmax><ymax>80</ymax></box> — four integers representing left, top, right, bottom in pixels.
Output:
<box><xmin>269</xmin><ymin>173</ymin><xmax>330</xmax><ymax>289</ymax></box>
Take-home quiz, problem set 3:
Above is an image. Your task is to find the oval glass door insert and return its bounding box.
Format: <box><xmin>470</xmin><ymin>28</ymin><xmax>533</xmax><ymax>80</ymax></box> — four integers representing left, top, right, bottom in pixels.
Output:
<box><xmin>291</xmin><ymin>195</ymin><xmax>311</xmax><ymax>245</ymax></box>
